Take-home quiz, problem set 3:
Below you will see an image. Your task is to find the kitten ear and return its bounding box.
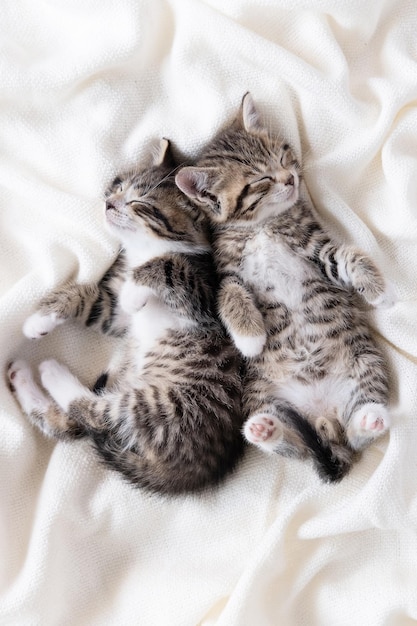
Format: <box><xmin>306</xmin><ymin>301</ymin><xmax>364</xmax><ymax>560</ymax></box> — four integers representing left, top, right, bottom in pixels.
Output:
<box><xmin>238</xmin><ymin>92</ymin><xmax>263</xmax><ymax>132</ymax></box>
<box><xmin>152</xmin><ymin>138</ymin><xmax>176</xmax><ymax>168</ymax></box>
<box><xmin>176</xmin><ymin>167</ymin><xmax>221</xmax><ymax>216</ymax></box>
<box><xmin>175</xmin><ymin>167</ymin><xmax>212</xmax><ymax>199</ymax></box>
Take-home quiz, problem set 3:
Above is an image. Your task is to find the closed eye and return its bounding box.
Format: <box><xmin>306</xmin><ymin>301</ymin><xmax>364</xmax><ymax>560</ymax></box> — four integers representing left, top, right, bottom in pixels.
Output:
<box><xmin>111</xmin><ymin>176</ymin><xmax>123</xmax><ymax>193</ymax></box>
<box><xmin>253</xmin><ymin>176</ymin><xmax>274</xmax><ymax>184</ymax></box>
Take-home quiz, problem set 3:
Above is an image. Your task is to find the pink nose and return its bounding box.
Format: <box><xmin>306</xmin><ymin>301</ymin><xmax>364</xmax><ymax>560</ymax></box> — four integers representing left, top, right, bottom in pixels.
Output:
<box><xmin>286</xmin><ymin>174</ymin><xmax>294</xmax><ymax>186</ymax></box>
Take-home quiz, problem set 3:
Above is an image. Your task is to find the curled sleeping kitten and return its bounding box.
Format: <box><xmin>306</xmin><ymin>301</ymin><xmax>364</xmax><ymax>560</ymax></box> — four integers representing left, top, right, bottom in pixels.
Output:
<box><xmin>176</xmin><ymin>93</ymin><xmax>395</xmax><ymax>482</ymax></box>
<box><xmin>7</xmin><ymin>139</ymin><xmax>245</xmax><ymax>495</ymax></box>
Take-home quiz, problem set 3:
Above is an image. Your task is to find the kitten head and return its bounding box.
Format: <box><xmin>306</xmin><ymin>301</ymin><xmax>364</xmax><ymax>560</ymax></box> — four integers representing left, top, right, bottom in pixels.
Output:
<box><xmin>175</xmin><ymin>93</ymin><xmax>301</xmax><ymax>225</ymax></box>
<box><xmin>104</xmin><ymin>139</ymin><xmax>209</xmax><ymax>251</ymax></box>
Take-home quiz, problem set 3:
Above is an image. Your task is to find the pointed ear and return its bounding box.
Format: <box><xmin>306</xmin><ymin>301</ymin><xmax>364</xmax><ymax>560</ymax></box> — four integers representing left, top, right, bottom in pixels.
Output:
<box><xmin>152</xmin><ymin>138</ymin><xmax>176</xmax><ymax>168</ymax></box>
<box><xmin>175</xmin><ymin>167</ymin><xmax>213</xmax><ymax>200</ymax></box>
<box><xmin>238</xmin><ymin>92</ymin><xmax>263</xmax><ymax>132</ymax></box>
<box><xmin>176</xmin><ymin>167</ymin><xmax>222</xmax><ymax>217</ymax></box>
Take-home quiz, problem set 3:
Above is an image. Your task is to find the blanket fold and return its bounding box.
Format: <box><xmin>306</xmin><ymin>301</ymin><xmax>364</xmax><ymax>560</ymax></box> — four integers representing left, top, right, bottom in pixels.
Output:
<box><xmin>1</xmin><ymin>1</ymin><xmax>416</xmax><ymax>624</ymax></box>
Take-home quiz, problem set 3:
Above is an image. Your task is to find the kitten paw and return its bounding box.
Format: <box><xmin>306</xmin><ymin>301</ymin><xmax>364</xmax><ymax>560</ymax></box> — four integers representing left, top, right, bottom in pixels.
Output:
<box><xmin>316</xmin><ymin>416</ymin><xmax>339</xmax><ymax>442</ymax></box>
<box><xmin>231</xmin><ymin>332</ymin><xmax>267</xmax><ymax>358</ymax></box>
<box><xmin>23</xmin><ymin>311</ymin><xmax>64</xmax><ymax>339</ymax></box>
<box><xmin>39</xmin><ymin>359</ymin><xmax>91</xmax><ymax>411</ymax></box>
<box><xmin>7</xmin><ymin>360</ymin><xmax>29</xmax><ymax>392</ymax></box>
<box><xmin>348</xmin><ymin>402</ymin><xmax>390</xmax><ymax>449</ymax></box>
<box><xmin>370</xmin><ymin>281</ymin><xmax>397</xmax><ymax>309</ymax></box>
<box><xmin>244</xmin><ymin>414</ymin><xmax>282</xmax><ymax>452</ymax></box>
<box><xmin>119</xmin><ymin>281</ymin><xmax>152</xmax><ymax>314</ymax></box>
<box><xmin>7</xmin><ymin>360</ymin><xmax>51</xmax><ymax>413</ymax></box>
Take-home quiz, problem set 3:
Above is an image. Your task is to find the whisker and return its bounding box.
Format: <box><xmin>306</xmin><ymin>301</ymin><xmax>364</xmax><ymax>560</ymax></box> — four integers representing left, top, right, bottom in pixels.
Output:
<box><xmin>144</xmin><ymin>162</ymin><xmax>188</xmax><ymax>194</ymax></box>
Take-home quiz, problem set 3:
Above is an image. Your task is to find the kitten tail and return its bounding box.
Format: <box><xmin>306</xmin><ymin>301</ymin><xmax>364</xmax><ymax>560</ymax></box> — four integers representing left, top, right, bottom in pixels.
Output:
<box><xmin>286</xmin><ymin>407</ymin><xmax>354</xmax><ymax>482</ymax></box>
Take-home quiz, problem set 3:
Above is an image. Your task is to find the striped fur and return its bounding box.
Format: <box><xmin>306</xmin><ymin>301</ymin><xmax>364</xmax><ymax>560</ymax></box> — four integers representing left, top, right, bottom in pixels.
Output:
<box><xmin>8</xmin><ymin>139</ymin><xmax>245</xmax><ymax>495</ymax></box>
<box><xmin>176</xmin><ymin>94</ymin><xmax>393</xmax><ymax>482</ymax></box>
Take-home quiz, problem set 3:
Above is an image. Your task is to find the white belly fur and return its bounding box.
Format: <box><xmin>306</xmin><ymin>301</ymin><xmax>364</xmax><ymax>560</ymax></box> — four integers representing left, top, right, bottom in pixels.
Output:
<box><xmin>276</xmin><ymin>374</ymin><xmax>355</xmax><ymax>421</ymax></box>
<box><xmin>242</xmin><ymin>231</ymin><xmax>311</xmax><ymax>307</ymax></box>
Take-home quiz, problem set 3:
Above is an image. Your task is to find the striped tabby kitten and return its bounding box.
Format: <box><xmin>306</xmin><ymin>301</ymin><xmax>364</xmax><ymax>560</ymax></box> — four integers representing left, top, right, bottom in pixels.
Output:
<box><xmin>8</xmin><ymin>139</ymin><xmax>245</xmax><ymax>495</ymax></box>
<box><xmin>176</xmin><ymin>94</ymin><xmax>394</xmax><ymax>482</ymax></box>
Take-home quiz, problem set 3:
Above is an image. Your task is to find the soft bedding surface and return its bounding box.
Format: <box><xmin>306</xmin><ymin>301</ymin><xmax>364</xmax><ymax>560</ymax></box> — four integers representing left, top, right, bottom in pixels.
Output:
<box><xmin>1</xmin><ymin>1</ymin><xmax>417</xmax><ymax>624</ymax></box>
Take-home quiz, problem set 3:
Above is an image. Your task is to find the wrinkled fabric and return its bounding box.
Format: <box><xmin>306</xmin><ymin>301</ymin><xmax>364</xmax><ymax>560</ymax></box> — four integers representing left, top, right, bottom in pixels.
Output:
<box><xmin>1</xmin><ymin>1</ymin><xmax>416</xmax><ymax>624</ymax></box>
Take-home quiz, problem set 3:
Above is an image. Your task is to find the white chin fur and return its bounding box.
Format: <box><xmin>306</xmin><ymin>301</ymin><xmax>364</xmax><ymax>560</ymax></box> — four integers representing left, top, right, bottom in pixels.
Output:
<box><xmin>255</xmin><ymin>188</ymin><xmax>299</xmax><ymax>223</ymax></box>
<box><xmin>105</xmin><ymin>210</ymin><xmax>135</xmax><ymax>232</ymax></box>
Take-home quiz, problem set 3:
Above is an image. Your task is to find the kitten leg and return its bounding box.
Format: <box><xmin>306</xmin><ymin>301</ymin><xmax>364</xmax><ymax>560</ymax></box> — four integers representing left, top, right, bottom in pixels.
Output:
<box><xmin>130</xmin><ymin>255</ymin><xmax>216</xmax><ymax>321</ymax></box>
<box><xmin>23</xmin><ymin>282</ymin><xmax>100</xmax><ymax>339</ymax></box>
<box><xmin>218</xmin><ymin>276</ymin><xmax>266</xmax><ymax>357</ymax></box>
<box><xmin>23</xmin><ymin>253</ymin><xmax>128</xmax><ymax>339</ymax></box>
<box><xmin>315</xmin><ymin>416</ymin><xmax>340</xmax><ymax>443</ymax></box>
<box><xmin>39</xmin><ymin>359</ymin><xmax>95</xmax><ymax>412</ymax></box>
<box><xmin>23</xmin><ymin>311</ymin><xmax>67</xmax><ymax>339</ymax></box>
<box><xmin>244</xmin><ymin>399</ymin><xmax>353</xmax><ymax>481</ymax></box>
<box><xmin>343</xmin><ymin>340</ymin><xmax>390</xmax><ymax>450</ymax></box>
<box><xmin>38</xmin><ymin>360</ymin><xmax>115</xmax><ymax>434</ymax></box>
<box><xmin>347</xmin><ymin>402</ymin><xmax>390</xmax><ymax>450</ymax></box>
<box><xmin>288</xmin><ymin>211</ymin><xmax>394</xmax><ymax>308</ymax></box>
<box><xmin>315</xmin><ymin>240</ymin><xmax>394</xmax><ymax>307</ymax></box>
<box><xmin>243</xmin><ymin>400</ymin><xmax>309</xmax><ymax>459</ymax></box>
<box><xmin>332</xmin><ymin>245</ymin><xmax>395</xmax><ymax>307</ymax></box>
<box><xmin>7</xmin><ymin>361</ymin><xmax>84</xmax><ymax>438</ymax></box>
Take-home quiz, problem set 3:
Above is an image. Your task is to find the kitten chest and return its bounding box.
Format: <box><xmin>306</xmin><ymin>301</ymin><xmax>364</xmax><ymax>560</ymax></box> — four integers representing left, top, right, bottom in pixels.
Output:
<box><xmin>241</xmin><ymin>230</ymin><xmax>311</xmax><ymax>306</ymax></box>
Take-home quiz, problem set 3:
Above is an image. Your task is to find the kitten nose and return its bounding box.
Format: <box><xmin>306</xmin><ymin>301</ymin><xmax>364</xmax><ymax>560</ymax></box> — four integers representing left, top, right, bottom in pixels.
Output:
<box><xmin>106</xmin><ymin>201</ymin><xmax>115</xmax><ymax>211</ymax></box>
<box><xmin>286</xmin><ymin>174</ymin><xmax>294</xmax><ymax>186</ymax></box>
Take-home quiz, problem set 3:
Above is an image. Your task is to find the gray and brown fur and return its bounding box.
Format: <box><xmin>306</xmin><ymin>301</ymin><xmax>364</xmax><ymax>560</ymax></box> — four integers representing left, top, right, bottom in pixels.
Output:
<box><xmin>176</xmin><ymin>94</ymin><xmax>393</xmax><ymax>482</ymax></box>
<box><xmin>8</xmin><ymin>140</ymin><xmax>245</xmax><ymax>495</ymax></box>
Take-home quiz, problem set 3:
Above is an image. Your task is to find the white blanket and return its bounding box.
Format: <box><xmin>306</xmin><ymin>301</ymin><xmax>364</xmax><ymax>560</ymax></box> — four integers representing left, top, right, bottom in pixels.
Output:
<box><xmin>1</xmin><ymin>1</ymin><xmax>417</xmax><ymax>624</ymax></box>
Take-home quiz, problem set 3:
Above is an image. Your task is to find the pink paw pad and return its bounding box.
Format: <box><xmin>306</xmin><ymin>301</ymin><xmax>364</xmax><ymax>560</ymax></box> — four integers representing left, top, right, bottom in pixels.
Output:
<box><xmin>245</xmin><ymin>415</ymin><xmax>280</xmax><ymax>444</ymax></box>
<box><xmin>360</xmin><ymin>413</ymin><xmax>386</xmax><ymax>432</ymax></box>
<box><xmin>351</xmin><ymin>403</ymin><xmax>390</xmax><ymax>439</ymax></box>
<box><xmin>249</xmin><ymin>418</ymin><xmax>275</xmax><ymax>442</ymax></box>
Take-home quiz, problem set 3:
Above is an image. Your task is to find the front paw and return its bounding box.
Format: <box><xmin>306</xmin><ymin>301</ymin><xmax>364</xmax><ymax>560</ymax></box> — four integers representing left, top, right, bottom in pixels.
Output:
<box><xmin>119</xmin><ymin>281</ymin><xmax>153</xmax><ymax>314</ymax></box>
<box><xmin>231</xmin><ymin>331</ymin><xmax>267</xmax><ymax>357</ymax></box>
<box><xmin>23</xmin><ymin>311</ymin><xmax>64</xmax><ymax>339</ymax></box>
<box><xmin>369</xmin><ymin>281</ymin><xmax>397</xmax><ymax>309</ymax></box>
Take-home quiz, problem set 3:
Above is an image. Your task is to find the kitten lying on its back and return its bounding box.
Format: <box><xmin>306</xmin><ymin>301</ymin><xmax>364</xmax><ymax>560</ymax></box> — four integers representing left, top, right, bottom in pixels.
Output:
<box><xmin>8</xmin><ymin>139</ymin><xmax>245</xmax><ymax>495</ymax></box>
<box><xmin>176</xmin><ymin>94</ymin><xmax>394</xmax><ymax>482</ymax></box>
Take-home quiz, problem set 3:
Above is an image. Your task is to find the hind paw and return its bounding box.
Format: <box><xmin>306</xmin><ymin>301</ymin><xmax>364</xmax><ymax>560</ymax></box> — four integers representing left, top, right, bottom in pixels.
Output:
<box><xmin>348</xmin><ymin>403</ymin><xmax>390</xmax><ymax>449</ymax></box>
<box><xmin>7</xmin><ymin>360</ymin><xmax>51</xmax><ymax>414</ymax></box>
<box><xmin>316</xmin><ymin>416</ymin><xmax>337</xmax><ymax>442</ymax></box>
<box><xmin>243</xmin><ymin>414</ymin><xmax>282</xmax><ymax>452</ymax></box>
<box><xmin>315</xmin><ymin>416</ymin><xmax>346</xmax><ymax>444</ymax></box>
